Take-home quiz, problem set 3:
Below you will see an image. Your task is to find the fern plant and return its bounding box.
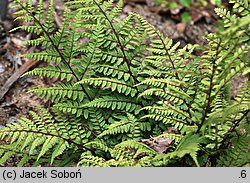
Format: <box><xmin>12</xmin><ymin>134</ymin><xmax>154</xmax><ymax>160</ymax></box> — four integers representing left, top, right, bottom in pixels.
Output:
<box><xmin>0</xmin><ymin>0</ymin><xmax>249</xmax><ymax>167</ymax></box>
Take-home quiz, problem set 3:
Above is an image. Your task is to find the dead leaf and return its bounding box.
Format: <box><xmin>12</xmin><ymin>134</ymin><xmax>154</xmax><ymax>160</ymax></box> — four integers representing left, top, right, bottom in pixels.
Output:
<box><xmin>141</xmin><ymin>137</ymin><xmax>173</xmax><ymax>154</ymax></box>
<box><xmin>164</xmin><ymin>127</ymin><xmax>180</xmax><ymax>134</ymax></box>
<box><xmin>177</xmin><ymin>22</ymin><xmax>187</xmax><ymax>33</ymax></box>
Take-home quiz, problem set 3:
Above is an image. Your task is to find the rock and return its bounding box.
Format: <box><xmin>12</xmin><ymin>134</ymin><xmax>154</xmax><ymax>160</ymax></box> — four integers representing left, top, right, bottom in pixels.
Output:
<box><xmin>6</xmin><ymin>116</ymin><xmax>18</xmax><ymax>124</ymax></box>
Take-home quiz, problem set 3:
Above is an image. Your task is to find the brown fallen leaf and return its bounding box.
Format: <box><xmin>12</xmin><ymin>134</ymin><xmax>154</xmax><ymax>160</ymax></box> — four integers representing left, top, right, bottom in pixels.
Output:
<box><xmin>164</xmin><ymin>127</ymin><xmax>180</xmax><ymax>134</ymax></box>
<box><xmin>177</xmin><ymin>22</ymin><xmax>187</xmax><ymax>33</ymax></box>
<box><xmin>140</xmin><ymin>137</ymin><xmax>173</xmax><ymax>154</ymax></box>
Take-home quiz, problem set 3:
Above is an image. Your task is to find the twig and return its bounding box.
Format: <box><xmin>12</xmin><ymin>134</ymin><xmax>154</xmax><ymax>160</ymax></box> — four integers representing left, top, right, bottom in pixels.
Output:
<box><xmin>0</xmin><ymin>59</ymin><xmax>38</xmax><ymax>100</ymax></box>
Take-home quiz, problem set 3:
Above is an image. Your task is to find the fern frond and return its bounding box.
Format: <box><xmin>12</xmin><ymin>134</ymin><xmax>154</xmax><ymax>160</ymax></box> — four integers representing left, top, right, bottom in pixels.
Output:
<box><xmin>30</xmin><ymin>84</ymin><xmax>85</xmax><ymax>102</ymax></box>
<box><xmin>75</xmin><ymin>78</ymin><xmax>137</xmax><ymax>97</ymax></box>
<box><xmin>81</xmin><ymin>96</ymin><xmax>141</xmax><ymax>114</ymax></box>
<box><xmin>23</xmin><ymin>67</ymin><xmax>73</xmax><ymax>81</ymax></box>
<box><xmin>217</xmin><ymin>135</ymin><xmax>250</xmax><ymax>167</ymax></box>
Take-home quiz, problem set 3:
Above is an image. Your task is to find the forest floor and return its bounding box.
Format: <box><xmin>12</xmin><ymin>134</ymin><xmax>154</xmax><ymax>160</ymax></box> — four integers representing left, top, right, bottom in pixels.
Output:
<box><xmin>0</xmin><ymin>1</ymin><xmax>233</xmax><ymax>166</ymax></box>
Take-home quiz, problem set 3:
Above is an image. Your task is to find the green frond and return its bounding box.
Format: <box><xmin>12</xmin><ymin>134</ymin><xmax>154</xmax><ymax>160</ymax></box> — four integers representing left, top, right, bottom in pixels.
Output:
<box><xmin>0</xmin><ymin>108</ymin><xmax>89</xmax><ymax>166</ymax></box>
<box><xmin>98</xmin><ymin>113</ymin><xmax>141</xmax><ymax>140</ymax></box>
<box><xmin>84</xmin><ymin>140</ymin><xmax>110</xmax><ymax>153</ymax></box>
<box><xmin>217</xmin><ymin>135</ymin><xmax>250</xmax><ymax>167</ymax></box>
<box><xmin>21</xmin><ymin>52</ymin><xmax>61</xmax><ymax>64</ymax></box>
<box><xmin>229</xmin><ymin>0</ymin><xmax>250</xmax><ymax>16</ymax></box>
<box><xmin>141</xmin><ymin>105</ymin><xmax>194</xmax><ymax>125</ymax></box>
<box><xmin>97</xmin><ymin>65</ymin><xmax>131</xmax><ymax>81</ymax></box>
<box><xmin>113</xmin><ymin>140</ymin><xmax>157</xmax><ymax>158</ymax></box>
<box><xmin>23</xmin><ymin>67</ymin><xmax>74</xmax><ymax>81</ymax></box>
<box><xmin>137</xmin><ymin>78</ymin><xmax>185</xmax><ymax>89</ymax></box>
<box><xmin>81</xmin><ymin>96</ymin><xmax>141</xmax><ymax>114</ymax></box>
<box><xmin>78</xmin><ymin>155</ymin><xmax>106</xmax><ymax>167</ymax></box>
<box><xmin>75</xmin><ymin>78</ymin><xmax>137</xmax><ymax>97</ymax></box>
<box><xmin>30</xmin><ymin>84</ymin><xmax>85</xmax><ymax>102</ymax></box>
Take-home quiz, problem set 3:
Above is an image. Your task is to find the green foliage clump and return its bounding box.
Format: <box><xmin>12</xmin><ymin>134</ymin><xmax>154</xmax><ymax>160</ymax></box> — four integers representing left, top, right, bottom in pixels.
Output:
<box><xmin>0</xmin><ymin>0</ymin><xmax>249</xmax><ymax>167</ymax></box>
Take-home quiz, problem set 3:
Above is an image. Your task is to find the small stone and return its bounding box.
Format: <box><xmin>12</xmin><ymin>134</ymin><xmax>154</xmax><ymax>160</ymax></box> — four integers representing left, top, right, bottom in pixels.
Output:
<box><xmin>0</xmin><ymin>64</ymin><xmax>5</xmax><ymax>73</ymax></box>
<box><xmin>6</xmin><ymin>116</ymin><xmax>18</xmax><ymax>124</ymax></box>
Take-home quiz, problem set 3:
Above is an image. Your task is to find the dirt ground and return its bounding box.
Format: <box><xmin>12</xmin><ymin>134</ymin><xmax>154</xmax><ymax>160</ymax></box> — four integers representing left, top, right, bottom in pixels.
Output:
<box><xmin>0</xmin><ymin>0</ymin><xmax>220</xmax><ymax>126</ymax></box>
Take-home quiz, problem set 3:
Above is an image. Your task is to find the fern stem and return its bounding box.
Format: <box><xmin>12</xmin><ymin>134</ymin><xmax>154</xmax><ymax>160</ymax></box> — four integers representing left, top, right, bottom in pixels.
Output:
<box><xmin>151</xmin><ymin>28</ymin><xmax>196</xmax><ymax>119</ymax></box>
<box><xmin>219</xmin><ymin>110</ymin><xmax>249</xmax><ymax>150</ymax></box>
<box><xmin>161</xmin><ymin>35</ymin><xmax>195</xmax><ymax>120</ymax></box>
<box><xmin>153</xmin><ymin>29</ymin><xmax>180</xmax><ymax>80</ymax></box>
<box><xmin>92</xmin><ymin>0</ymin><xmax>138</xmax><ymax>84</ymax></box>
<box><xmin>197</xmin><ymin>40</ymin><xmax>222</xmax><ymax>132</ymax></box>
<box><xmin>80</xmin><ymin>39</ymin><xmax>99</xmax><ymax>80</ymax></box>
